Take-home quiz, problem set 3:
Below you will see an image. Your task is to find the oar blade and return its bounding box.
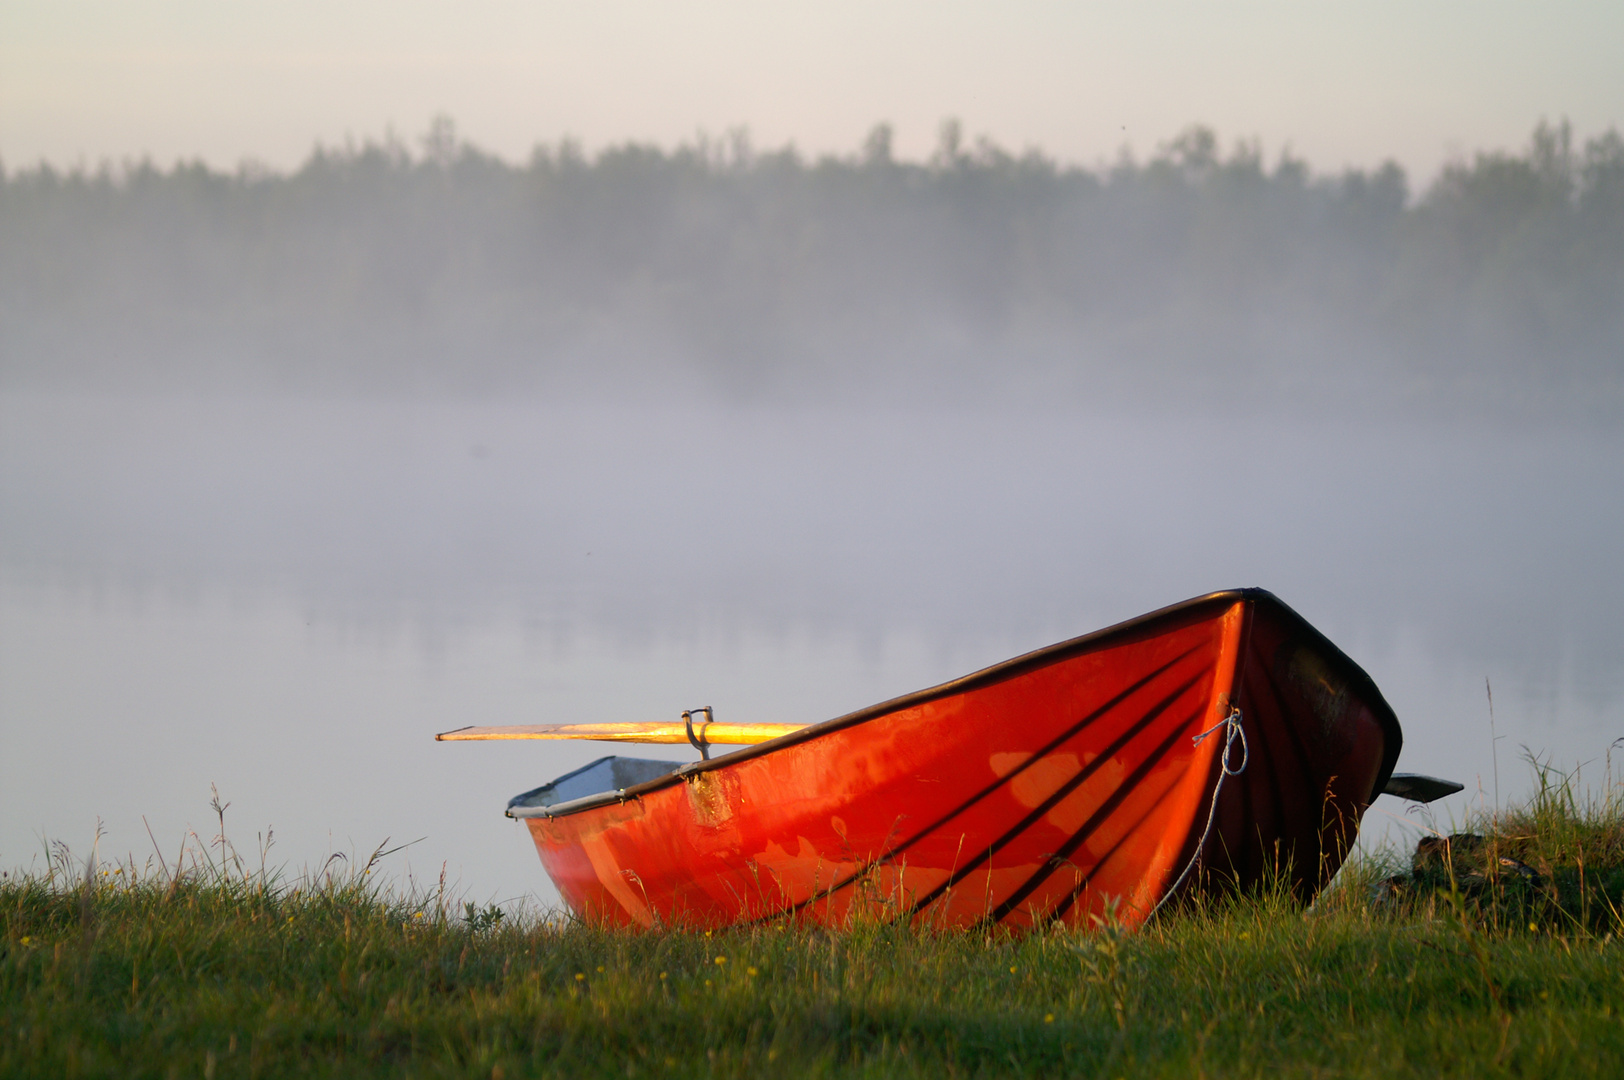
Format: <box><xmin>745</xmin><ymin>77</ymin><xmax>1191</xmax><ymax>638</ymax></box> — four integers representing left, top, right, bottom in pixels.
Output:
<box><xmin>1381</xmin><ymin>773</ymin><xmax>1465</xmax><ymax>803</ymax></box>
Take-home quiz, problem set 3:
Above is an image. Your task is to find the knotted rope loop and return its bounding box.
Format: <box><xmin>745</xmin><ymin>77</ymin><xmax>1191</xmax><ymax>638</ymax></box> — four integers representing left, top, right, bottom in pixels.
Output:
<box><xmin>1145</xmin><ymin>707</ymin><xmax>1248</xmax><ymax>923</ymax></box>
<box><xmin>1192</xmin><ymin>706</ymin><xmax>1249</xmax><ymax>777</ymax></box>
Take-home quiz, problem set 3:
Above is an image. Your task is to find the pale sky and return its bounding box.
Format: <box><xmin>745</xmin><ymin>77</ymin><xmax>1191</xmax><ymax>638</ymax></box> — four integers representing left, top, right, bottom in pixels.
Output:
<box><xmin>2</xmin><ymin>0</ymin><xmax>1620</xmax><ymax>180</ymax></box>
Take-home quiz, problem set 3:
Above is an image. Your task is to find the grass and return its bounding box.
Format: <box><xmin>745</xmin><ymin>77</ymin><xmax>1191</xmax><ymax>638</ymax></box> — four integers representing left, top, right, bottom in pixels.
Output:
<box><xmin>4</xmin><ymin>762</ymin><xmax>1624</xmax><ymax>1079</ymax></box>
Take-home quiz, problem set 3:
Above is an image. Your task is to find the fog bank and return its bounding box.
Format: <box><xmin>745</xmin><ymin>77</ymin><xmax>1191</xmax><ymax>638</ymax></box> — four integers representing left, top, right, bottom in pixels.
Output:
<box><xmin>4</xmin><ymin>119</ymin><xmax>1621</xmax><ymax>419</ymax></box>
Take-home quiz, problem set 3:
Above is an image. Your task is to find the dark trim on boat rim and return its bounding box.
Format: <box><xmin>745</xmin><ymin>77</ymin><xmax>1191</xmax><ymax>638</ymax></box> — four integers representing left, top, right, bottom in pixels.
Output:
<box><xmin>521</xmin><ymin>588</ymin><xmax>1404</xmax><ymax>820</ymax></box>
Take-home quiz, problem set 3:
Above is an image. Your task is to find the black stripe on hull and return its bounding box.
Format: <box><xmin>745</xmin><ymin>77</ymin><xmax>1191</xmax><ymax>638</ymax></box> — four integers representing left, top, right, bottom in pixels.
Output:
<box><xmin>985</xmin><ymin>705</ymin><xmax>1204</xmax><ymax>924</ymax></box>
<box><xmin>1044</xmin><ymin>785</ymin><xmax>1176</xmax><ymax>925</ymax></box>
<box><xmin>760</xmin><ymin>645</ymin><xmax>1208</xmax><ymax>923</ymax></box>
<box><xmin>908</xmin><ymin>677</ymin><xmax>1204</xmax><ymax>917</ymax></box>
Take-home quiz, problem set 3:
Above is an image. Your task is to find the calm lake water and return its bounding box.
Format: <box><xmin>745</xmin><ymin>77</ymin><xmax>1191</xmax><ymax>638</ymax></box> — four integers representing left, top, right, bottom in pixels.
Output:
<box><xmin>3</xmin><ymin>392</ymin><xmax>1622</xmax><ymax>905</ymax></box>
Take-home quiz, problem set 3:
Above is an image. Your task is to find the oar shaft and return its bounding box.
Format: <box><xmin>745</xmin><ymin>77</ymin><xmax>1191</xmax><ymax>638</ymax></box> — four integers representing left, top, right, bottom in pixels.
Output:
<box><xmin>435</xmin><ymin>722</ymin><xmax>806</xmax><ymax>745</ymax></box>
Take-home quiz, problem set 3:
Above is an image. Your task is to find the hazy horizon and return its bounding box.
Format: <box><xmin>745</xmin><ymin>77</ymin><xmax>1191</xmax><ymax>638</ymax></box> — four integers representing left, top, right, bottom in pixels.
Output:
<box><xmin>6</xmin><ymin>115</ymin><xmax>1621</xmax><ymax>423</ymax></box>
<box><xmin>3</xmin><ymin>113</ymin><xmax>1612</xmax><ymax>192</ymax></box>
<box><xmin>4</xmin><ymin>2</ymin><xmax>1621</xmax><ymax>183</ymax></box>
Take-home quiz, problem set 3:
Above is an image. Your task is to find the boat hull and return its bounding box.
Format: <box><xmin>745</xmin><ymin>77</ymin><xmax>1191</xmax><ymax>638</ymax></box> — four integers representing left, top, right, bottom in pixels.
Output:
<box><xmin>520</xmin><ymin>590</ymin><xmax>1399</xmax><ymax>931</ymax></box>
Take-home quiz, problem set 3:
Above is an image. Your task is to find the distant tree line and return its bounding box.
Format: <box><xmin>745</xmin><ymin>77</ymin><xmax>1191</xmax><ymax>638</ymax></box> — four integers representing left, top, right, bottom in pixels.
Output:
<box><xmin>2</xmin><ymin>118</ymin><xmax>1620</xmax><ymax>414</ymax></box>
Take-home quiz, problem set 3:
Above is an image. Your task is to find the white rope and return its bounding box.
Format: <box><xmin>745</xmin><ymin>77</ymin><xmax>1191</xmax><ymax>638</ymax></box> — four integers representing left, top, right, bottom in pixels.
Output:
<box><xmin>1145</xmin><ymin>707</ymin><xmax>1248</xmax><ymax>923</ymax></box>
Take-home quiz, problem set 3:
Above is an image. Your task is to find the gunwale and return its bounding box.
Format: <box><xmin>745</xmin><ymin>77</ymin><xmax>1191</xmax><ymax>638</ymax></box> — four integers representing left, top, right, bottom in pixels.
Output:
<box><xmin>512</xmin><ymin>588</ymin><xmax>1402</xmax><ymax>822</ymax></box>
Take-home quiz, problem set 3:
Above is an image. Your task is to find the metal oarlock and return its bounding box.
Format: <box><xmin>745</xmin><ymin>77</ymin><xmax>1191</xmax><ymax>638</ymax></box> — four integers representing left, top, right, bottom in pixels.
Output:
<box><xmin>682</xmin><ymin>706</ymin><xmax>714</xmax><ymax>760</ymax></box>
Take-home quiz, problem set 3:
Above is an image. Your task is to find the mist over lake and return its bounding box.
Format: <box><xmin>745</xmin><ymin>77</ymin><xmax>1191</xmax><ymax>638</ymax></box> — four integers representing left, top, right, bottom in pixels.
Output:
<box><xmin>7</xmin><ymin>118</ymin><xmax>1622</xmax><ymax>416</ymax></box>
<box><xmin>3</xmin><ymin>120</ymin><xmax>1622</xmax><ymax>904</ymax></box>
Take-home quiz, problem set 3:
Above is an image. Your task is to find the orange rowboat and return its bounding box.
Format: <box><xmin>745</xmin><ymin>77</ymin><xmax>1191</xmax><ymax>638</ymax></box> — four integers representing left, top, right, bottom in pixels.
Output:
<box><xmin>440</xmin><ymin>590</ymin><xmax>1452</xmax><ymax>931</ymax></box>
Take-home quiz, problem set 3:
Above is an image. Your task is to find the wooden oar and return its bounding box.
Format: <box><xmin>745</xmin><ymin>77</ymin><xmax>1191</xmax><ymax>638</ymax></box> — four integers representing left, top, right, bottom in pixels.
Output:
<box><xmin>434</xmin><ymin>722</ymin><xmax>807</xmax><ymax>745</ymax></box>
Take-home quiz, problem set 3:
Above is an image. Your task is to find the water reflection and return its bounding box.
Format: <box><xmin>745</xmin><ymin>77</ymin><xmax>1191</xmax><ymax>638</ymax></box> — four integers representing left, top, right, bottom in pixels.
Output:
<box><xmin>3</xmin><ymin>392</ymin><xmax>1621</xmax><ymax>902</ymax></box>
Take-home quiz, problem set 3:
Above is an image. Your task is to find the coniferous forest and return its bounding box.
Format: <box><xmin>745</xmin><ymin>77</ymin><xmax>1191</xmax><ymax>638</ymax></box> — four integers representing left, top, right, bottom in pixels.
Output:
<box><xmin>3</xmin><ymin>119</ymin><xmax>1621</xmax><ymax>417</ymax></box>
